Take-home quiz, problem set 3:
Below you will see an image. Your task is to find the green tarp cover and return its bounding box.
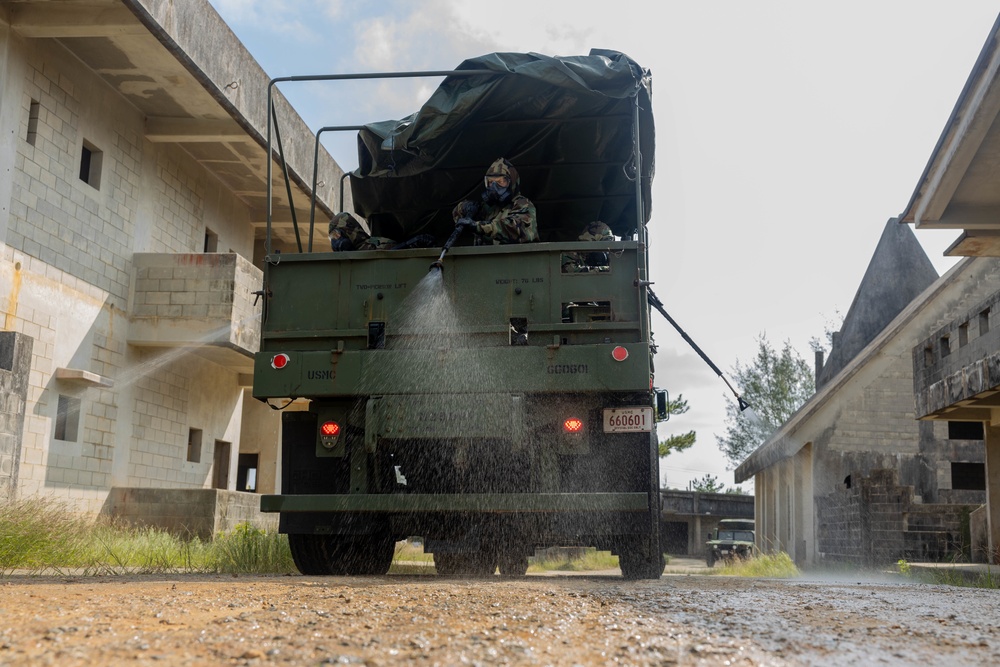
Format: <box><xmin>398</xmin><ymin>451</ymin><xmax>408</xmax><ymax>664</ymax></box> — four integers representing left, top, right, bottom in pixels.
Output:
<box><xmin>351</xmin><ymin>49</ymin><xmax>654</xmax><ymax>243</ymax></box>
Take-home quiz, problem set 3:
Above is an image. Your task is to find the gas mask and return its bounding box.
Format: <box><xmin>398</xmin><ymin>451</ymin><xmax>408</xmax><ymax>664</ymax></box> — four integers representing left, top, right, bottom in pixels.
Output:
<box><xmin>483</xmin><ymin>180</ymin><xmax>512</xmax><ymax>205</ymax></box>
<box><xmin>329</xmin><ymin>234</ymin><xmax>355</xmax><ymax>251</ymax></box>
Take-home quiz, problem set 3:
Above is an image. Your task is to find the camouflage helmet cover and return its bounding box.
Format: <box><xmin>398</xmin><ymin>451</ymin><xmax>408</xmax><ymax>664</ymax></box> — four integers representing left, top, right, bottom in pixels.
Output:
<box><xmin>578</xmin><ymin>221</ymin><xmax>613</xmax><ymax>242</ymax></box>
<box><xmin>328</xmin><ymin>212</ymin><xmax>370</xmax><ymax>246</ymax></box>
<box><xmin>484</xmin><ymin>157</ymin><xmax>520</xmax><ymax>195</ymax></box>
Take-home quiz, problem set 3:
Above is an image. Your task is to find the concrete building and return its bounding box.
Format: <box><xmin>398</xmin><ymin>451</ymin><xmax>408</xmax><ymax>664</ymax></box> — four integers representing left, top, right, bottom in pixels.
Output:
<box><xmin>0</xmin><ymin>0</ymin><xmax>346</xmax><ymax>533</ymax></box>
<box><xmin>900</xmin><ymin>12</ymin><xmax>1000</xmax><ymax>565</ymax></box>
<box><xmin>736</xmin><ymin>11</ymin><xmax>1000</xmax><ymax>566</ymax></box>
<box><xmin>736</xmin><ymin>218</ymin><xmax>997</xmax><ymax>566</ymax></box>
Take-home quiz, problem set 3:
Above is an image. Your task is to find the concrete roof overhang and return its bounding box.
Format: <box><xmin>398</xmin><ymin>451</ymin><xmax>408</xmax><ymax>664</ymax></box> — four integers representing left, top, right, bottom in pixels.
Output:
<box><xmin>899</xmin><ymin>13</ymin><xmax>1000</xmax><ymax>257</ymax></box>
<box><xmin>0</xmin><ymin>0</ymin><xmax>345</xmax><ymax>248</ymax></box>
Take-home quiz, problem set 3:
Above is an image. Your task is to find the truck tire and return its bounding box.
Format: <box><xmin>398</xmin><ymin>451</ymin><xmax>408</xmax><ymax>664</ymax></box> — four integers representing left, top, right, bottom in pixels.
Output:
<box><xmin>338</xmin><ymin>536</ymin><xmax>395</xmax><ymax>575</ymax></box>
<box><xmin>498</xmin><ymin>552</ymin><xmax>529</xmax><ymax>577</ymax></box>
<box><xmin>706</xmin><ymin>552</ymin><xmax>715</xmax><ymax>568</ymax></box>
<box><xmin>288</xmin><ymin>534</ymin><xmax>339</xmax><ymax>575</ymax></box>
<box><xmin>288</xmin><ymin>534</ymin><xmax>394</xmax><ymax>576</ymax></box>
<box><xmin>618</xmin><ymin>538</ymin><xmax>664</xmax><ymax>580</ymax></box>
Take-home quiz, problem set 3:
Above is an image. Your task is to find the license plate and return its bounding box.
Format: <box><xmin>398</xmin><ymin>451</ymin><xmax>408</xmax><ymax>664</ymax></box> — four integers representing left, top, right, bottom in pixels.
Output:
<box><xmin>603</xmin><ymin>407</ymin><xmax>653</xmax><ymax>433</ymax></box>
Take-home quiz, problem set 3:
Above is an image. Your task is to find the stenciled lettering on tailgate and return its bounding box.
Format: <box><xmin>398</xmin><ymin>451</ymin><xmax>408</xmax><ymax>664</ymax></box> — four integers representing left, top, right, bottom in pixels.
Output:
<box><xmin>307</xmin><ymin>370</ymin><xmax>334</xmax><ymax>380</ymax></box>
<box><xmin>546</xmin><ymin>364</ymin><xmax>589</xmax><ymax>374</ymax></box>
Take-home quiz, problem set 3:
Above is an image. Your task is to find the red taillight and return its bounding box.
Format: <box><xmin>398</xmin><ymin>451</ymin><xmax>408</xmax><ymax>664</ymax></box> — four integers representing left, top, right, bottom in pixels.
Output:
<box><xmin>611</xmin><ymin>346</ymin><xmax>629</xmax><ymax>362</ymax></box>
<box><xmin>563</xmin><ymin>418</ymin><xmax>584</xmax><ymax>433</ymax></box>
<box><xmin>271</xmin><ymin>353</ymin><xmax>290</xmax><ymax>369</ymax></box>
<box><xmin>321</xmin><ymin>421</ymin><xmax>341</xmax><ymax>437</ymax></box>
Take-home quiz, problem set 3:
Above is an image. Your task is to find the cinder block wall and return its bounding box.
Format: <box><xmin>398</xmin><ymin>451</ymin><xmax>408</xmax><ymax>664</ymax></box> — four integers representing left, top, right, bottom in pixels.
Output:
<box><xmin>818</xmin><ymin>468</ymin><xmax>968</xmax><ymax>565</ymax></box>
<box><xmin>103</xmin><ymin>487</ymin><xmax>277</xmax><ymax>540</ymax></box>
<box><xmin>0</xmin><ymin>332</ymin><xmax>33</xmax><ymax>500</ymax></box>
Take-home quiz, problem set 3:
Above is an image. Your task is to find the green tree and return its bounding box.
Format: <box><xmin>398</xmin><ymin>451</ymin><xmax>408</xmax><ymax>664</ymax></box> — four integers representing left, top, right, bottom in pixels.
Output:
<box><xmin>690</xmin><ymin>474</ymin><xmax>724</xmax><ymax>493</ymax></box>
<box><xmin>716</xmin><ymin>334</ymin><xmax>815</xmax><ymax>469</ymax></box>
<box><xmin>658</xmin><ymin>393</ymin><xmax>696</xmax><ymax>458</ymax></box>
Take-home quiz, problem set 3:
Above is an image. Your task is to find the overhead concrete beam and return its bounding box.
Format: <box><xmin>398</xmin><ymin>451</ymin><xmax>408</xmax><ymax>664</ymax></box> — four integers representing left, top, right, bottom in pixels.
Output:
<box><xmin>945</xmin><ymin>231</ymin><xmax>1000</xmax><ymax>257</ymax></box>
<box><xmin>9</xmin><ymin>4</ymin><xmax>147</xmax><ymax>38</ymax></box>
<box><xmin>913</xmin><ymin>26</ymin><xmax>1000</xmax><ymax>227</ymax></box>
<box><xmin>145</xmin><ymin>117</ymin><xmax>256</xmax><ymax>143</ymax></box>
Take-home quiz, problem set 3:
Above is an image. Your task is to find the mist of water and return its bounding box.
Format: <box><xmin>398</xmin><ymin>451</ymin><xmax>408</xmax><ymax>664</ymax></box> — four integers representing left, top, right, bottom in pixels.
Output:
<box><xmin>111</xmin><ymin>312</ymin><xmax>261</xmax><ymax>391</ymax></box>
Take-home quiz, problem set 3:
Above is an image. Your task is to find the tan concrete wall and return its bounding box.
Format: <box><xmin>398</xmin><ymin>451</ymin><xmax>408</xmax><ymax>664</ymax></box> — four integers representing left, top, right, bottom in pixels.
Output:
<box><xmin>104</xmin><ymin>487</ymin><xmax>278</xmax><ymax>539</ymax></box>
<box><xmin>0</xmin><ymin>23</ymin><xmax>279</xmax><ymax>513</ymax></box>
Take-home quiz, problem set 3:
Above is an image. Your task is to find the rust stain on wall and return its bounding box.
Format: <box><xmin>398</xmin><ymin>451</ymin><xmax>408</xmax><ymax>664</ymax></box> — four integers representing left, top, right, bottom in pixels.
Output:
<box><xmin>4</xmin><ymin>262</ymin><xmax>22</xmax><ymax>330</ymax></box>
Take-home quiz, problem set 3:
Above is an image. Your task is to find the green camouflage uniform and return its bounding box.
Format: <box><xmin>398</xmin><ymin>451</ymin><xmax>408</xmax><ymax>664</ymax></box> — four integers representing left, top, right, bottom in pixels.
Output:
<box><xmin>452</xmin><ymin>158</ymin><xmax>538</xmax><ymax>245</ymax></box>
<box><xmin>562</xmin><ymin>221</ymin><xmax>614</xmax><ymax>273</ymax></box>
<box><xmin>328</xmin><ymin>212</ymin><xmax>396</xmax><ymax>251</ymax></box>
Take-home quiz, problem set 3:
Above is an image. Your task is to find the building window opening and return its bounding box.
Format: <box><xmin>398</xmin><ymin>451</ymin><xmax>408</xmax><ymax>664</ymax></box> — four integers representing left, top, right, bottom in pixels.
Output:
<box><xmin>79</xmin><ymin>140</ymin><xmax>103</xmax><ymax>189</ymax></box>
<box><xmin>213</xmin><ymin>440</ymin><xmax>231</xmax><ymax>489</ymax></box>
<box><xmin>26</xmin><ymin>99</ymin><xmax>40</xmax><ymax>146</ymax></box>
<box><xmin>187</xmin><ymin>428</ymin><xmax>203</xmax><ymax>463</ymax></box>
<box><xmin>54</xmin><ymin>394</ymin><xmax>80</xmax><ymax>442</ymax></box>
<box><xmin>204</xmin><ymin>228</ymin><xmax>219</xmax><ymax>253</ymax></box>
<box><xmin>959</xmin><ymin>322</ymin><xmax>969</xmax><ymax>347</ymax></box>
<box><xmin>923</xmin><ymin>346</ymin><xmax>934</xmax><ymax>367</ymax></box>
<box><xmin>948</xmin><ymin>421</ymin><xmax>984</xmax><ymax>440</ymax></box>
<box><xmin>940</xmin><ymin>335</ymin><xmax>950</xmax><ymax>358</ymax></box>
<box><xmin>844</xmin><ymin>475</ymin><xmax>851</xmax><ymax>489</ymax></box>
<box><xmin>981</xmin><ymin>308</ymin><xmax>991</xmax><ymax>336</ymax></box>
<box><xmin>951</xmin><ymin>462</ymin><xmax>986</xmax><ymax>491</ymax></box>
<box><xmin>237</xmin><ymin>453</ymin><xmax>259</xmax><ymax>492</ymax></box>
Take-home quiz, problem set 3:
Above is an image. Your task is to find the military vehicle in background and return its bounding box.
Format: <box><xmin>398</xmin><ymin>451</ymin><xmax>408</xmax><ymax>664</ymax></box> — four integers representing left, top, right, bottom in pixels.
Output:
<box><xmin>253</xmin><ymin>50</ymin><xmax>665</xmax><ymax>578</ymax></box>
<box><xmin>705</xmin><ymin>518</ymin><xmax>756</xmax><ymax>567</ymax></box>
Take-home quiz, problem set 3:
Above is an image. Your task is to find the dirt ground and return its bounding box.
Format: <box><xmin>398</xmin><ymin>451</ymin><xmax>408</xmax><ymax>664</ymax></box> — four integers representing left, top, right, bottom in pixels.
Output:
<box><xmin>1</xmin><ymin>561</ymin><xmax>999</xmax><ymax>666</ymax></box>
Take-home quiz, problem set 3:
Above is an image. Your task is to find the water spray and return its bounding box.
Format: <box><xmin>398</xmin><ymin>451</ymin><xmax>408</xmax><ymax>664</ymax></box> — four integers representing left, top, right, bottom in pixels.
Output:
<box><xmin>643</xmin><ymin>284</ymin><xmax>751</xmax><ymax>413</ymax></box>
<box><xmin>429</xmin><ymin>224</ymin><xmax>468</xmax><ymax>272</ymax></box>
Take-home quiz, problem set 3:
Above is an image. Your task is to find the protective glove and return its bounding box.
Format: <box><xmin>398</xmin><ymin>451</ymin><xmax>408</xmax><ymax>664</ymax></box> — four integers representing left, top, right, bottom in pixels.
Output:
<box><xmin>455</xmin><ymin>217</ymin><xmax>478</xmax><ymax>229</ymax></box>
<box><xmin>392</xmin><ymin>234</ymin><xmax>435</xmax><ymax>250</ymax></box>
<box><xmin>330</xmin><ymin>236</ymin><xmax>355</xmax><ymax>252</ymax></box>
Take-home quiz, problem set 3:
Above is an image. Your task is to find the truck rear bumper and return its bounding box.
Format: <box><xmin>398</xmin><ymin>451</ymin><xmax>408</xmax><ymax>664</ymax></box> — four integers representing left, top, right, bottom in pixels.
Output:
<box><xmin>261</xmin><ymin>492</ymin><xmax>650</xmax><ymax>513</ymax></box>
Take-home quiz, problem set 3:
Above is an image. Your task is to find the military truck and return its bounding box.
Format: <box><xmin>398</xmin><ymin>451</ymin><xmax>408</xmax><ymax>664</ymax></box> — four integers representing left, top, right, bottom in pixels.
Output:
<box><xmin>705</xmin><ymin>519</ymin><xmax>756</xmax><ymax>567</ymax></box>
<box><xmin>253</xmin><ymin>50</ymin><xmax>664</xmax><ymax>578</ymax></box>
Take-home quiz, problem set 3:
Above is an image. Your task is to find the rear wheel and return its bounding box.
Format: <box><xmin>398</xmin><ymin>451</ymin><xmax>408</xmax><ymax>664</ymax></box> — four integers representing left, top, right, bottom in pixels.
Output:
<box><xmin>288</xmin><ymin>534</ymin><xmax>339</xmax><ymax>575</ymax></box>
<box><xmin>618</xmin><ymin>537</ymin><xmax>664</xmax><ymax>580</ymax></box>
<box><xmin>288</xmin><ymin>534</ymin><xmax>395</xmax><ymax>576</ymax></box>
<box><xmin>498</xmin><ymin>551</ymin><xmax>529</xmax><ymax>577</ymax></box>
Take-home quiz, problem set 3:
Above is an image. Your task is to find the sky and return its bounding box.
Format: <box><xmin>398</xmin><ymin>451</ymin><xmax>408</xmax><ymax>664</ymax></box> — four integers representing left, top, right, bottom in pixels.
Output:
<box><xmin>208</xmin><ymin>0</ymin><xmax>1000</xmax><ymax>490</ymax></box>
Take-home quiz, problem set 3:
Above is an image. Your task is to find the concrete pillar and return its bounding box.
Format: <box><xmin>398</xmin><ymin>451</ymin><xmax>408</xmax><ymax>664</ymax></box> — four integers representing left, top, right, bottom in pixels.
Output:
<box><xmin>800</xmin><ymin>443</ymin><xmax>815</xmax><ymax>565</ymax></box>
<box><xmin>778</xmin><ymin>460</ymin><xmax>790</xmax><ymax>554</ymax></box>
<box><xmin>693</xmin><ymin>515</ymin><xmax>702</xmax><ymax>557</ymax></box>
<box><xmin>985</xmin><ymin>425</ymin><xmax>1000</xmax><ymax>564</ymax></box>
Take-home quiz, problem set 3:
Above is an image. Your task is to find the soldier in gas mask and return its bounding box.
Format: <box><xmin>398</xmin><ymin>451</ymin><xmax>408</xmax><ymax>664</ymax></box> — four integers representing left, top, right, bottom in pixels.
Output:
<box><xmin>451</xmin><ymin>158</ymin><xmax>538</xmax><ymax>245</ymax></box>
<box><xmin>561</xmin><ymin>221</ymin><xmax>614</xmax><ymax>273</ymax></box>
<box><xmin>328</xmin><ymin>212</ymin><xmax>437</xmax><ymax>252</ymax></box>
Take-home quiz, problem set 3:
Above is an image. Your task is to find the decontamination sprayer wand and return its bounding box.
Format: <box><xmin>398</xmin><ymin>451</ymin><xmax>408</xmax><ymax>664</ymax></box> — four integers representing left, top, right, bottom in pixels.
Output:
<box><xmin>429</xmin><ymin>223</ymin><xmax>468</xmax><ymax>271</ymax></box>
<box><xmin>645</xmin><ymin>285</ymin><xmax>751</xmax><ymax>413</ymax></box>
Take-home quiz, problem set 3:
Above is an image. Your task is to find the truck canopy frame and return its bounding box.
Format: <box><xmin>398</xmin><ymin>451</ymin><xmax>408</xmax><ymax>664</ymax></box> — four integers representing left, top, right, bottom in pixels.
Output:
<box><xmin>265</xmin><ymin>49</ymin><xmax>654</xmax><ymax>253</ymax></box>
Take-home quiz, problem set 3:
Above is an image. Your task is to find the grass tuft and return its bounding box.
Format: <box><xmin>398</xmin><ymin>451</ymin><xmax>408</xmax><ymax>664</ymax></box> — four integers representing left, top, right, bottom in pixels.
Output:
<box><xmin>714</xmin><ymin>552</ymin><xmax>800</xmax><ymax>578</ymax></box>
<box><xmin>0</xmin><ymin>498</ymin><xmax>293</xmax><ymax>576</ymax></box>
<box><xmin>205</xmin><ymin>523</ymin><xmax>296</xmax><ymax>574</ymax></box>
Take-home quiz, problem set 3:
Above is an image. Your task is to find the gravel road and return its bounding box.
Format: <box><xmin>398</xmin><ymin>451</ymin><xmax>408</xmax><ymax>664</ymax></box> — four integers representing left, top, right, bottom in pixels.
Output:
<box><xmin>1</xmin><ymin>565</ymin><xmax>998</xmax><ymax>666</ymax></box>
